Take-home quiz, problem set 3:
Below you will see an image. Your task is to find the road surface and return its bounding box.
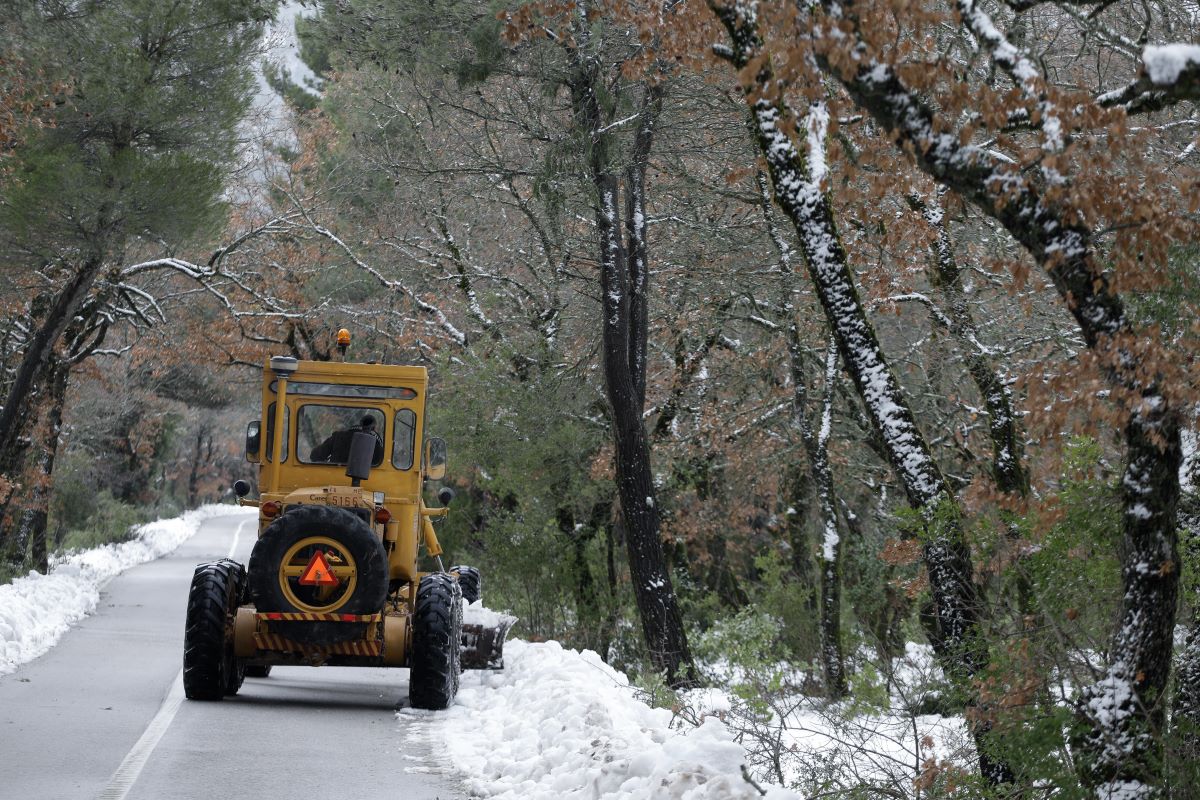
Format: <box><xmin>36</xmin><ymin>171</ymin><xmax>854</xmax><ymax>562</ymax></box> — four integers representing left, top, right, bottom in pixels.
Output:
<box><xmin>0</xmin><ymin>512</ymin><xmax>465</xmax><ymax>799</ymax></box>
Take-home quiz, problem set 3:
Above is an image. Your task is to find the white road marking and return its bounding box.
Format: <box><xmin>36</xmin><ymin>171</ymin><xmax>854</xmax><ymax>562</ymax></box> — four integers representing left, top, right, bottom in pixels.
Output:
<box><xmin>97</xmin><ymin>671</ymin><xmax>184</xmax><ymax>800</ymax></box>
<box><xmin>98</xmin><ymin>516</ymin><xmax>252</xmax><ymax>800</ymax></box>
<box><xmin>228</xmin><ymin>516</ymin><xmax>254</xmax><ymax>559</ymax></box>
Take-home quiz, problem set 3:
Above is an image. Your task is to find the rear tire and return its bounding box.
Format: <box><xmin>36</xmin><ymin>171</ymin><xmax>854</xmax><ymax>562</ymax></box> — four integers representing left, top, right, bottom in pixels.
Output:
<box><xmin>244</xmin><ymin>664</ymin><xmax>272</xmax><ymax>678</ymax></box>
<box><xmin>450</xmin><ymin>565</ymin><xmax>481</xmax><ymax>605</ymax></box>
<box><xmin>409</xmin><ymin>573</ymin><xmax>462</xmax><ymax>710</ymax></box>
<box><xmin>183</xmin><ymin>559</ymin><xmax>244</xmax><ymax>701</ymax></box>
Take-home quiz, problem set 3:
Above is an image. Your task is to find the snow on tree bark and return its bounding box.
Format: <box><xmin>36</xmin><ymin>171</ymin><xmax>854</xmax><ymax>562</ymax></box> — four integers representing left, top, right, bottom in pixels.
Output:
<box><xmin>816</xmin><ymin>336</ymin><xmax>846</xmax><ymax>698</ymax></box>
<box><xmin>803</xmin><ymin>3</ymin><xmax>1184</xmax><ymax>792</ymax></box>
<box><xmin>1172</xmin><ymin>496</ymin><xmax>1200</xmax><ymax>784</ymax></box>
<box><xmin>709</xmin><ymin>1</ymin><xmax>1013</xmax><ymax>784</ymax></box>
<box><xmin>568</xmin><ymin>11</ymin><xmax>697</xmax><ymax>688</ymax></box>
<box><xmin>757</xmin><ymin>169</ymin><xmax>846</xmax><ymax>697</ymax></box>
<box><xmin>907</xmin><ymin>191</ymin><xmax>1028</xmax><ymax>497</ymax></box>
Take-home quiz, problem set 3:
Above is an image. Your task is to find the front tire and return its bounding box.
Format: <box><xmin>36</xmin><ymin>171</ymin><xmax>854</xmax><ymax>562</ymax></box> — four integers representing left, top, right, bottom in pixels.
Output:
<box><xmin>409</xmin><ymin>573</ymin><xmax>462</xmax><ymax>710</ymax></box>
<box><xmin>183</xmin><ymin>559</ymin><xmax>244</xmax><ymax>701</ymax></box>
<box><xmin>451</xmin><ymin>565</ymin><xmax>481</xmax><ymax>605</ymax></box>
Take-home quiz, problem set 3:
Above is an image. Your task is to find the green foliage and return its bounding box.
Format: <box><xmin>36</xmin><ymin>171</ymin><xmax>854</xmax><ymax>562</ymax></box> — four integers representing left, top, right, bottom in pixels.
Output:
<box><xmin>313</xmin><ymin>0</ymin><xmax>513</xmax><ymax>76</ymax></box>
<box><xmin>1024</xmin><ymin>438</ymin><xmax>1122</xmax><ymax>627</ymax></box>
<box><xmin>843</xmin><ymin>527</ymin><xmax>912</xmax><ymax>660</ymax></box>
<box><xmin>1127</xmin><ymin>246</ymin><xmax>1200</xmax><ymax>340</ymax></box>
<box><xmin>425</xmin><ymin>351</ymin><xmax>621</xmax><ymax>652</ymax></box>
<box><xmin>263</xmin><ymin>61</ymin><xmax>321</xmax><ymax>112</ymax></box>
<box><xmin>0</xmin><ymin>0</ymin><xmax>273</xmax><ymax>259</ymax></box>
<box><xmin>295</xmin><ymin>13</ymin><xmax>332</xmax><ymax>77</ymax></box>
<box><xmin>960</xmin><ymin>437</ymin><xmax>1123</xmax><ymax>795</ymax></box>
<box><xmin>630</xmin><ymin>666</ymin><xmax>680</xmax><ymax>711</ymax></box>
<box><xmin>747</xmin><ymin>550</ymin><xmax>820</xmax><ymax>660</ymax></box>
<box><xmin>695</xmin><ymin>606</ymin><xmax>789</xmax><ymax>717</ymax></box>
<box><xmin>844</xmin><ymin>661</ymin><xmax>889</xmax><ymax>715</ymax></box>
<box><xmin>54</xmin><ymin>491</ymin><xmax>146</xmax><ymax>553</ymax></box>
<box><xmin>455</xmin><ymin>15</ymin><xmax>508</xmax><ymax>86</ymax></box>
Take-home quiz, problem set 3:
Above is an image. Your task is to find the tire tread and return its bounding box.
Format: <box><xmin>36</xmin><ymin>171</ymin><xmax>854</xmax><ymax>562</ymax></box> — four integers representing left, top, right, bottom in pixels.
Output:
<box><xmin>183</xmin><ymin>559</ymin><xmax>243</xmax><ymax>701</ymax></box>
<box><xmin>409</xmin><ymin>573</ymin><xmax>462</xmax><ymax>710</ymax></box>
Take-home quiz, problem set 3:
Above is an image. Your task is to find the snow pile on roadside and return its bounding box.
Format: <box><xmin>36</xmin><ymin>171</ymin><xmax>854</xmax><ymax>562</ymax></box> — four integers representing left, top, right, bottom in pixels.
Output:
<box><xmin>414</xmin><ymin>639</ymin><xmax>801</xmax><ymax>799</ymax></box>
<box><xmin>0</xmin><ymin>504</ymin><xmax>251</xmax><ymax>675</ymax></box>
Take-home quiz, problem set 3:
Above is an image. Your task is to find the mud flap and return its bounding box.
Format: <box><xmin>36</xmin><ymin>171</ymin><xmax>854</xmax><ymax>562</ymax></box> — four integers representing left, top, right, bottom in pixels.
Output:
<box><xmin>460</xmin><ymin>605</ymin><xmax>516</xmax><ymax>670</ymax></box>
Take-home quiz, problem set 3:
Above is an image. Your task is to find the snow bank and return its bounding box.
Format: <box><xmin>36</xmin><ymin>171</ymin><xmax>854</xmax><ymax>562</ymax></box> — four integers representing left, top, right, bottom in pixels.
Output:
<box><xmin>409</xmin><ymin>639</ymin><xmax>800</xmax><ymax>799</ymax></box>
<box><xmin>0</xmin><ymin>504</ymin><xmax>251</xmax><ymax>675</ymax></box>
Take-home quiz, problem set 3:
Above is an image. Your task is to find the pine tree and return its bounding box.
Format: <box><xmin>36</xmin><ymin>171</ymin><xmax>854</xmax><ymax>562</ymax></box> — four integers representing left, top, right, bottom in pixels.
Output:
<box><xmin>0</xmin><ymin>0</ymin><xmax>278</xmax><ymax>569</ymax></box>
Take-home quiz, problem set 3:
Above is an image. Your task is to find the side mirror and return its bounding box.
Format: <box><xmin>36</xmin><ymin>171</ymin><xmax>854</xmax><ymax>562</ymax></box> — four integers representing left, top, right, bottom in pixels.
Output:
<box><xmin>345</xmin><ymin>431</ymin><xmax>376</xmax><ymax>484</ymax></box>
<box><xmin>233</xmin><ymin>480</ymin><xmax>251</xmax><ymax>498</ymax></box>
<box><xmin>245</xmin><ymin>421</ymin><xmax>261</xmax><ymax>460</ymax></box>
<box><xmin>437</xmin><ymin>486</ymin><xmax>455</xmax><ymax>506</ymax></box>
<box><xmin>424</xmin><ymin>437</ymin><xmax>447</xmax><ymax>482</ymax></box>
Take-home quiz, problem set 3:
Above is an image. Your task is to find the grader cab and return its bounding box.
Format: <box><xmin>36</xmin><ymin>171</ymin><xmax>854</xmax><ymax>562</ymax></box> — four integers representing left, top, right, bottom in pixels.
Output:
<box><xmin>181</xmin><ymin>347</ymin><xmax>512</xmax><ymax>708</ymax></box>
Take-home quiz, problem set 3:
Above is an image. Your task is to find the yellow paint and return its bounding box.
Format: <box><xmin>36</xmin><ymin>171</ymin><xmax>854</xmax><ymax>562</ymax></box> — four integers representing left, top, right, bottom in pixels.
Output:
<box><xmin>382</xmin><ymin>612</ymin><xmax>410</xmax><ymax>666</ymax></box>
<box><xmin>233</xmin><ymin>607</ymin><xmax>259</xmax><ymax>657</ymax></box>
<box><xmin>254</xmin><ymin>359</ymin><xmax>438</xmax><ymax>597</ymax></box>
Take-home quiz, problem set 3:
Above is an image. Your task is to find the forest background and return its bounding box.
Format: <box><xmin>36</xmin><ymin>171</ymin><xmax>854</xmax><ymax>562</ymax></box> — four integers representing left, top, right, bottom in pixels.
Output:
<box><xmin>1</xmin><ymin>0</ymin><xmax>1199</xmax><ymax>797</ymax></box>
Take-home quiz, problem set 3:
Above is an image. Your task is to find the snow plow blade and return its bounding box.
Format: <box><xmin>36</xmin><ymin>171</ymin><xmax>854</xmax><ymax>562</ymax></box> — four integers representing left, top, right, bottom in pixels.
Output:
<box><xmin>461</xmin><ymin>605</ymin><xmax>516</xmax><ymax>670</ymax></box>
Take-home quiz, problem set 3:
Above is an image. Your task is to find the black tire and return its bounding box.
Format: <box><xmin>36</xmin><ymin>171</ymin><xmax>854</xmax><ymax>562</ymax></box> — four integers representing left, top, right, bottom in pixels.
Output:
<box><xmin>183</xmin><ymin>559</ymin><xmax>244</xmax><ymax>701</ymax></box>
<box><xmin>248</xmin><ymin>505</ymin><xmax>387</xmax><ymax>645</ymax></box>
<box><xmin>450</xmin><ymin>565</ymin><xmax>481</xmax><ymax>605</ymax></box>
<box><xmin>409</xmin><ymin>573</ymin><xmax>462</xmax><ymax>710</ymax></box>
<box><xmin>244</xmin><ymin>664</ymin><xmax>272</xmax><ymax>678</ymax></box>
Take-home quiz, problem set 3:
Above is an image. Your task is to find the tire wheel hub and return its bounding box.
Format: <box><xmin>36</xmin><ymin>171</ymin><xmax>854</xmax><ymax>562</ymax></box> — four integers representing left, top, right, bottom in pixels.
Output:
<box><xmin>278</xmin><ymin>535</ymin><xmax>358</xmax><ymax>613</ymax></box>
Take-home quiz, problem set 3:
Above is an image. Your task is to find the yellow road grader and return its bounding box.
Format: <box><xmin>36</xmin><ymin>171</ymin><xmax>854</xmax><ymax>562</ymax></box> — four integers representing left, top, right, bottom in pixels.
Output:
<box><xmin>182</xmin><ymin>346</ymin><xmax>510</xmax><ymax>709</ymax></box>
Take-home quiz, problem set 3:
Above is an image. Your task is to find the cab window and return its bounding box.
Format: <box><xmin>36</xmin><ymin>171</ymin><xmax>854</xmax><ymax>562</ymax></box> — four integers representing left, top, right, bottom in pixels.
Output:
<box><xmin>298</xmin><ymin>406</ymin><xmax>386</xmax><ymax>466</ymax></box>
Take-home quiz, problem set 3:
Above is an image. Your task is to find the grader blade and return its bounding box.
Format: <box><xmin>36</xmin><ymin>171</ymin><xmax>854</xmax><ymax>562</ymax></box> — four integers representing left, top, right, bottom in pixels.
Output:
<box><xmin>461</xmin><ymin>607</ymin><xmax>517</xmax><ymax>670</ymax></box>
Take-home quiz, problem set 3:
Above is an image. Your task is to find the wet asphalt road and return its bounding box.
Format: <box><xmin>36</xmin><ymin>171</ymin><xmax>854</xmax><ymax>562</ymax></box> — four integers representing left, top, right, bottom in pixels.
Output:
<box><xmin>0</xmin><ymin>512</ymin><xmax>465</xmax><ymax>800</ymax></box>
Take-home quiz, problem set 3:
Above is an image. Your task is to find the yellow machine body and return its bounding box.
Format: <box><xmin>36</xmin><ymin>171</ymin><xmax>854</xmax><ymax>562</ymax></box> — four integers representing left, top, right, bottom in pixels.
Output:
<box><xmin>234</xmin><ymin>359</ymin><xmax>447</xmax><ymax>668</ymax></box>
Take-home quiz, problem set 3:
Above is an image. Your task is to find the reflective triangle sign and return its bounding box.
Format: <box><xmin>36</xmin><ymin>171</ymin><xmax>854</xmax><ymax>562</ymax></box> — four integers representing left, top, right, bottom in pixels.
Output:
<box><xmin>298</xmin><ymin>550</ymin><xmax>340</xmax><ymax>587</ymax></box>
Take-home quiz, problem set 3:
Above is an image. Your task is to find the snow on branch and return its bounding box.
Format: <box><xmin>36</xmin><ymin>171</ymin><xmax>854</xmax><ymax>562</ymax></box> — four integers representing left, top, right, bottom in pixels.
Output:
<box><xmin>954</xmin><ymin>0</ymin><xmax>1064</xmax><ymax>151</ymax></box>
<box><xmin>1098</xmin><ymin>43</ymin><xmax>1200</xmax><ymax>113</ymax></box>
<box><xmin>806</xmin><ymin>2</ymin><xmax>1185</xmax><ymax>792</ymax></box>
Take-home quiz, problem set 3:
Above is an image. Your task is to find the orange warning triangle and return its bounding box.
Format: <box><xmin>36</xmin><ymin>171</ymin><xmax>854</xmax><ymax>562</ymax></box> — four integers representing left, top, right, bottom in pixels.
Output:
<box><xmin>298</xmin><ymin>550</ymin><xmax>340</xmax><ymax>587</ymax></box>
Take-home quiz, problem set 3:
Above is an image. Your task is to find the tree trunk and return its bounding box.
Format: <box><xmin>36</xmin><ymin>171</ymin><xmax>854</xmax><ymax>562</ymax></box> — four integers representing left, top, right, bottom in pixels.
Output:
<box><xmin>568</xmin><ymin>28</ymin><xmax>696</xmax><ymax>687</ymax></box>
<box><xmin>815</xmin><ymin>338</ymin><xmax>847</xmax><ymax>698</ymax></box>
<box><xmin>709</xmin><ymin>5</ymin><xmax>1011</xmax><ymax>783</ymax></box>
<box><xmin>1074</xmin><ymin>406</ymin><xmax>1182</xmax><ymax>792</ymax></box>
<box><xmin>782</xmin><ymin>461</ymin><xmax>819</xmax><ymax>616</ymax></box>
<box><xmin>186</xmin><ymin>425</ymin><xmax>214</xmax><ymax>509</ymax></box>
<box><xmin>3</xmin><ymin>356</ymin><xmax>71</xmax><ymax>572</ymax></box>
<box><xmin>759</xmin><ymin>170</ymin><xmax>849</xmax><ymax>697</ymax></box>
<box><xmin>1169</xmin><ymin>495</ymin><xmax>1200</xmax><ymax>790</ymax></box>
<box><xmin>813</xmin><ymin>32</ymin><xmax>1183</xmax><ymax>794</ymax></box>
<box><xmin>908</xmin><ymin>191</ymin><xmax>1027</xmax><ymax>496</ymax></box>
<box><xmin>0</xmin><ymin>258</ymin><xmax>102</xmax><ymax>463</ymax></box>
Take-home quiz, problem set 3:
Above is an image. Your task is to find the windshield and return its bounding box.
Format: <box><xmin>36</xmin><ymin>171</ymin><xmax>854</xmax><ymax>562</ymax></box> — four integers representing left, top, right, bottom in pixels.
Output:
<box><xmin>297</xmin><ymin>405</ymin><xmax>386</xmax><ymax>466</ymax></box>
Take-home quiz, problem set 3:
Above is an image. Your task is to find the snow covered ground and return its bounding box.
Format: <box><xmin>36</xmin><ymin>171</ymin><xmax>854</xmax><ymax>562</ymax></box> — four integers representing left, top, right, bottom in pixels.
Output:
<box><xmin>0</xmin><ymin>504</ymin><xmax>251</xmax><ymax>675</ymax></box>
<box><xmin>408</xmin><ymin>632</ymin><xmax>970</xmax><ymax>799</ymax></box>
<box><xmin>407</xmin><ymin>636</ymin><xmax>801</xmax><ymax>799</ymax></box>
